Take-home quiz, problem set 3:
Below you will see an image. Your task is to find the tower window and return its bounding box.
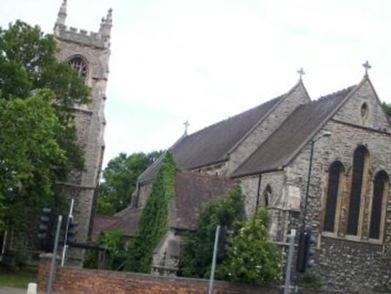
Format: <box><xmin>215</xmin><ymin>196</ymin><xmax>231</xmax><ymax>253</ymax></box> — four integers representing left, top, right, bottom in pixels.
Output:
<box><xmin>69</xmin><ymin>56</ymin><xmax>88</xmax><ymax>80</ymax></box>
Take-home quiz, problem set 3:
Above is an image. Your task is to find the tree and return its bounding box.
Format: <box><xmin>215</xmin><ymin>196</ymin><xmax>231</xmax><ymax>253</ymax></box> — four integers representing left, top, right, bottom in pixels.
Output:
<box><xmin>0</xmin><ymin>20</ymin><xmax>90</xmax><ymax>231</ymax></box>
<box><xmin>381</xmin><ymin>102</ymin><xmax>391</xmax><ymax>118</ymax></box>
<box><xmin>97</xmin><ymin>151</ymin><xmax>163</xmax><ymax>215</ymax></box>
<box><xmin>218</xmin><ymin>209</ymin><xmax>282</xmax><ymax>285</ymax></box>
<box><xmin>178</xmin><ymin>186</ymin><xmax>245</xmax><ymax>278</ymax></box>
<box><xmin>84</xmin><ymin>230</ymin><xmax>126</xmax><ymax>270</ymax></box>
<box><xmin>125</xmin><ymin>152</ymin><xmax>176</xmax><ymax>273</ymax></box>
<box><xmin>0</xmin><ymin>90</ymin><xmax>66</xmax><ymax>230</ymax></box>
<box><xmin>0</xmin><ymin>21</ymin><xmax>89</xmax><ymax>176</ymax></box>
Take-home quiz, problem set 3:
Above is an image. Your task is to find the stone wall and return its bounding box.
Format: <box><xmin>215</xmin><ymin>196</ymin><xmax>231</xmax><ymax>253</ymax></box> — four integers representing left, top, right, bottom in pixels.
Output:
<box><xmin>286</xmin><ymin>118</ymin><xmax>391</xmax><ymax>292</ymax></box>
<box><xmin>54</xmin><ymin>22</ymin><xmax>110</xmax><ymax>246</ymax></box>
<box><xmin>228</xmin><ymin>81</ymin><xmax>310</xmax><ymax>173</ymax></box>
<box><xmin>37</xmin><ymin>256</ymin><xmax>281</xmax><ymax>294</ymax></box>
<box><xmin>333</xmin><ymin>79</ymin><xmax>390</xmax><ymax>132</ymax></box>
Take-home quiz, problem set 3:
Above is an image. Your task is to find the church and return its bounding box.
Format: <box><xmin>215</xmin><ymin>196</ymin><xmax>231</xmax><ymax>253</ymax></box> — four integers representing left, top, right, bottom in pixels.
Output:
<box><xmin>98</xmin><ymin>66</ymin><xmax>391</xmax><ymax>292</ymax></box>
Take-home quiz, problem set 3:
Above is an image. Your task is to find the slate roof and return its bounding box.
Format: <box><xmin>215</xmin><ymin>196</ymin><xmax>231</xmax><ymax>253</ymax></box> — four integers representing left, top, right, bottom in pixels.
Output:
<box><xmin>139</xmin><ymin>94</ymin><xmax>285</xmax><ymax>184</ymax></box>
<box><xmin>233</xmin><ymin>85</ymin><xmax>357</xmax><ymax>177</ymax></box>
<box><xmin>91</xmin><ymin>208</ymin><xmax>142</xmax><ymax>239</ymax></box>
<box><xmin>170</xmin><ymin>172</ymin><xmax>235</xmax><ymax>230</ymax></box>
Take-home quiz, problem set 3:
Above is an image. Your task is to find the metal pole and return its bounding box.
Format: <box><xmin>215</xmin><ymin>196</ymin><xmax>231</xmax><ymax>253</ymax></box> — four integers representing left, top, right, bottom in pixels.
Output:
<box><xmin>61</xmin><ymin>198</ymin><xmax>74</xmax><ymax>267</ymax></box>
<box><xmin>301</xmin><ymin>140</ymin><xmax>315</xmax><ymax>231</ymax></box>
<box><xmin>47</xmin><ymin>215</ymin><xmax>62</xmax><ymax>294</ymax></box>
<box><xmin>284</xmin><ymin>229</ymin><xmax>296</xmax><ymax>294</ymax></box>
<box><xmin>208</xmin><ymin>225</ymin><xmax>220</xmax><ymax>294</ymax></box>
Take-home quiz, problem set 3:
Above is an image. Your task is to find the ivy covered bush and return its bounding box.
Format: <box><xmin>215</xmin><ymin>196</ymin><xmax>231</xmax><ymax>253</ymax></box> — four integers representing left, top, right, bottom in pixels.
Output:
<box><xmin>218</xmin><ymin>208</ymin><xmax>282</xmax><ymax>285</ymax></box>
<box><xmin>125</xmin><ymin>152</ymin><xmax>176</xmax><ymax>273</ymax></box>
<box><xmin>178</xmin><ymin>186</ymin><xmax>245</xmax><ymax>278</ymax></box>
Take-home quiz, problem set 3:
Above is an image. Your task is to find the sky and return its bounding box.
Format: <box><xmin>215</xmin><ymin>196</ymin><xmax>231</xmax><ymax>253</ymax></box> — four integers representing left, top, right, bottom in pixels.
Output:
<box><xmin>1</xmin><ymin>0</ymin><xmax>390</xmax><ymax>168</ymax></box>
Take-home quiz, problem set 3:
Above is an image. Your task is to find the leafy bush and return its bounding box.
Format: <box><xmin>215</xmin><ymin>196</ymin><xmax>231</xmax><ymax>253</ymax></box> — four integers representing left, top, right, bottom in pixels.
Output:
<box><xmin>178</xmin><ymin>186</ymin><xmax>245</xmax><ymax>278</ymax></box>
<box><xmin>125</xmin><ymin>152</ymin><xmax>176</xmax><ymax>273</ymax></box>
<box><xmin>218</xmin><ymin>209</ymin><xmax>282</xmax><ymax>285</ymax></box>
<box><xmin>84</xmin><ymin>230</ymin><xmax>126</xmax><ymax>270</ymax></box>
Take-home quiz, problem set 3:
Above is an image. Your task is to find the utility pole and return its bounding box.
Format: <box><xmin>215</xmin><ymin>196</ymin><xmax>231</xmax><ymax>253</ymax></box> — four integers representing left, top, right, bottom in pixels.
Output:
<box><xmin>47</xmin><ymin>215</ymin><xmax>62</xmax><ymax>294</ymax></box>
<box><xmin>208</xmin><ymin>225</ymin><xmax>221</xmax><ymax>294</ymax></box>
<box><xmin>284</xmin><ymin>229</ymin><xmax>296</xmax><ymax>294</ymax></box>
<box><xmin>61</xmin><ymin>198</ymin><xmax>74</xmax><ymax>267</ymax></box>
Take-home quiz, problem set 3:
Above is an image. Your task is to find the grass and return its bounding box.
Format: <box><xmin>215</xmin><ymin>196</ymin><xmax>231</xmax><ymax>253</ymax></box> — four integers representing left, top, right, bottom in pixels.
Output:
<box><xmin>0</xmin><ymin>267</ymin><xmax>37</xmax><ymax>289</ymax></box>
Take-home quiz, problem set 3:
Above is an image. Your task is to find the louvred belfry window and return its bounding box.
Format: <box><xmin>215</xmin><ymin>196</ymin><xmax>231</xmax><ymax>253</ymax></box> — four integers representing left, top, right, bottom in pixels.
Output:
<box><xmin>369</xmin><ymin>171</ymin><xmax>388</xmax><ymax>239</ymax></box>
<box><xmin>324</xmin><ymin>161</ymin><xmax>344</xmax><ymax>232</ymax></box>
<box><xmin>69</xmin><ymin>56</ymin><xmax>88</xmax><ymax>80</ymax></box>
<box><xmin>347</xmin><ymin>145</ymin><xmax>369</xmax><ymax>236</ymax></box>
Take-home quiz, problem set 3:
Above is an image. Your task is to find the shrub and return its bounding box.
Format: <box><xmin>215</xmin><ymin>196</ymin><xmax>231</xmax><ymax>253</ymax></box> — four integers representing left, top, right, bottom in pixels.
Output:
<box><xmin>178</xmin><ymin>186</ymin><xmax>245</xmax><ymax>278</ymax></box>
<box><xmin>218</xmin><ymin>209</ymin><xmax>282</xmax><ymax>285</ymax></box>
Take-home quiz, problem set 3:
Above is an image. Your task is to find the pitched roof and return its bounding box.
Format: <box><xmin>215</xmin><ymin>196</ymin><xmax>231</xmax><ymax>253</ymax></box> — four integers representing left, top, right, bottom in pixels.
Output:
<box><xmin>170</xmin><ymin>172</ymin><xmax>235</xmax><ymax>230</ymax></box>
<box><xmin>233</xmin><ymin>85</ymin><xmax>357</xmax><ymax>177</ymax></box>
<box><xmin>111</xmin><ymin>172</ymin><xmax>234</xmax><ymax>236</ymax></box>
<box><xmin>139</xmin><ymin>93</ymin><xmax>286</xmax><ymax>184</ymax></box>
<box><xmin>91</xmin><ymin>214</ymin><xmax>120</xmax><ymax>241</ymax></box>
<box><xmin>91</xmin><ymin>208</ymin><xmax>142</xmax><ymax>239</ymax></box>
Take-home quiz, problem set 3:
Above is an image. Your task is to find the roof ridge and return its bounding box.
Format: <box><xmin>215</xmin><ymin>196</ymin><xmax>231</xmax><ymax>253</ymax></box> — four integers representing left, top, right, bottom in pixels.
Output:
<box><xmin>232</xmin><ymin>83</ymin><xmax>360</xmax><ymax>177</ymax></box>
<box><xmin>316</xmin><ymin>85</ymin><xmax>357</xmax><ymax>102</ymax></box>
<box><xmin>226</xmin><ymin>80</ymin><xmax>310</xmax><ymax>157</ymax></box>
<box><xmin>182</xmin><ymin>94</ymin><xmax>284</xmax><ymax>140</ymax></box>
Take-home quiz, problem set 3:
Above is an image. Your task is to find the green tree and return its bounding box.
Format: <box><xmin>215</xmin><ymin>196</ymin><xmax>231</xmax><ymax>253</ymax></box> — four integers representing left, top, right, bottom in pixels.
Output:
<box><xmin>84</xmin><ymin>230</ymin><xmax>126</xmax><ymax>270</ymax></box>
<box><xmin>0</xmin><ymin>20</ymin><xmax>90</xmax><ymax>231</ymax></box>
<box><xmin>218</xmin><ymin>209</ymin><xmax>282</xmax><ymax>285</ymax></box>
<box><xmin>125</xmin><ymin>152</ymin><xmax>176</xmax><ymax>273</ymax></box>
<box><xmin>97</xmin><ymin>151</ymin><xmax>163</xmax><ymax>215</ymax></box>
<box><xmin>0</xmin><ymin>90</ymin><xmax>66</xmax><ymax>230</ymax></box>
<box><xmin>381</xmin><ymin>102</ymin><xmax>391</xmax><ymax>118</ymax></box>
<box><xmin>0</xmin><ymin>21</ymin><xmax>89</xmax><ymax>176</ymax></box>
<box><xmin>178</xmin><ymin>186</ymin><xmax>245</xmax><ymax>278</ymax></box>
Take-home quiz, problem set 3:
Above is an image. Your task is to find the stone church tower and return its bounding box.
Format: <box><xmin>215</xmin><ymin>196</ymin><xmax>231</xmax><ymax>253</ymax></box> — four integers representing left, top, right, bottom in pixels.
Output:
<box><xmin>53</xmin><ymin>0</ymin><xmax>112</xmax><ymax>247</ymax></box>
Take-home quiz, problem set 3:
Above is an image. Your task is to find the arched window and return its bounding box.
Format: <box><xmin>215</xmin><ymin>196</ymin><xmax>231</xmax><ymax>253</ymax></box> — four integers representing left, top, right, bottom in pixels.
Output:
<box><xmin>347</xmin><ymin>145</ymin><xmax>369</xmax><ymax>235</ymax></box>
<box><xmin>263</xmin><ymin>185</ymin><xmax>271</xmax><ymax>207</ymax></box>
<box><xmin>324</xmin><ymin>161</ymin><xmax>344</xmax><ymax>232</ymax></box>
<box><xmin>369</xmin><ymin>171</ymin><xmax>389</xmax><ymax>239</ymax></box>
<box><xmin>69</xmin><ymin>56</ymin><xmax>88</xmax><ymax>80</ymax></box>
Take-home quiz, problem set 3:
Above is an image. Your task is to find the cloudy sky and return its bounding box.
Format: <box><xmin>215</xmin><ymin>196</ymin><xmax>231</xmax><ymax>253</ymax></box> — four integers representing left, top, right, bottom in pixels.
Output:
<box><xmin>1</xmin><ymin>0</ymin><xmax>390</xmax><ymax>167</ymax></box>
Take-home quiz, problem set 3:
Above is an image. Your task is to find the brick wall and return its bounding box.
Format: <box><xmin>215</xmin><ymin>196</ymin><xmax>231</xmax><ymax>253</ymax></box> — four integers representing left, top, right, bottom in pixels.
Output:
<box><xmin>38</xmin><ymin>256</ymin><xmax>281</xmax><ymax>294</ymax></box>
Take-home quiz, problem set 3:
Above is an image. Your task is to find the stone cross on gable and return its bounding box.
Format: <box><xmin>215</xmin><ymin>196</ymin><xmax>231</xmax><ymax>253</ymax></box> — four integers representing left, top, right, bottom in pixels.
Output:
<box><xmin>363</xmin><ymin>61</ymin><xmax>371</xmax><ymax>76</ymax></box>
<box><xmin>184</xmin><ymin>120</ymin><xmax>190</xmax><ymax>135</ymax></box>
<box><xmin>297</xmin><ymin>68</ymin><xmax>305</xmax><ymax>80</ymax></box>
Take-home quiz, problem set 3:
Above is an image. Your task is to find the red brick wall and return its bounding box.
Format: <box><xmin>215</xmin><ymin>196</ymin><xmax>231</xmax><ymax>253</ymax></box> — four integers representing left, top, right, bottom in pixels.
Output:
<box><xmin>38</xmin><ymin>256</ymin><xmax>279</xmax><ymax>294</ymax></box>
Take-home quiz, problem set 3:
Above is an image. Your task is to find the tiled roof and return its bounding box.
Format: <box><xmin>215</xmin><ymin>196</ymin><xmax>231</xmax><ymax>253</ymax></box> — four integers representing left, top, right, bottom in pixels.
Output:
<box><xmin>170</xmin><ymin>172</ymin><xmax>235</xmax><ymax>230</ymax></box>
<box><xmin>91</xmin><ymin>214</ymin><xmax>120</xmax><ymax>241</ymax></box>
<box><xmin>139</xmin><ymin>94</ymin><xmax>284</xmax><ymax>184</ymax></box>
<box><xmin>113</xmin><ymin>207</ymin><xmax>142</xmax><ymax>237</ymax></box>
<box><xmin>233</xmin><ymin>85</ymin><xmax>357</xmax><ymax>177</ymax></box>
<box><xmin>91</xmin><ymin>208</ymin><xmax>142</xmax><ymax>239</ymax></box>
<box><xmin>112</xmin><ymin>172</ymin><xmax>234</xmax><ymax>235</ymax></box>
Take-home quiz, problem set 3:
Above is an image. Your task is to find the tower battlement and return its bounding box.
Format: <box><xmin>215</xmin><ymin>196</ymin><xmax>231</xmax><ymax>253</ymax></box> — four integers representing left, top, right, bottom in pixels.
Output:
<box><xmin>53</xmin><ymin>0</ymin><xmax>112</xmax><ymax>49</ymax></box>
<box><xmin>54</xmin><ymin>25</ymin><xmax>109</xmax><ymax>48</ymax></box>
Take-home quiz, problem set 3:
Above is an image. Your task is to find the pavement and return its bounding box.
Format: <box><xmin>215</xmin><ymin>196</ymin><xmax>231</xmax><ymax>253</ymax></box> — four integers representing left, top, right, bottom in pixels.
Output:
<box><xmin>0</xmin><ymin>287</ymin><xmax>26</xmax><ymax>294</ymax></box>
